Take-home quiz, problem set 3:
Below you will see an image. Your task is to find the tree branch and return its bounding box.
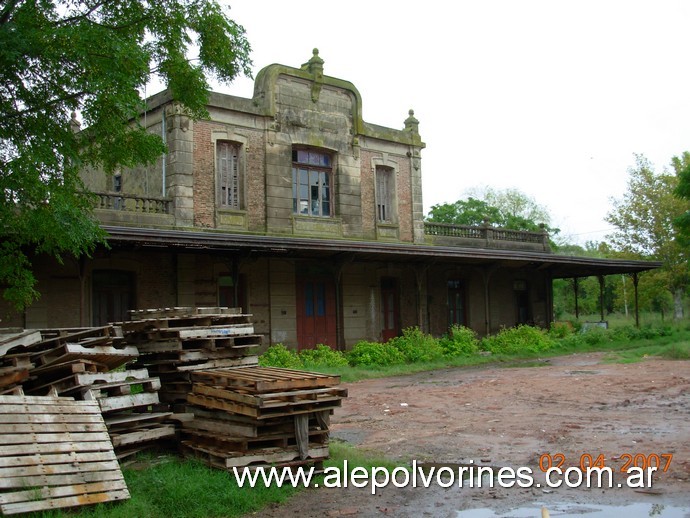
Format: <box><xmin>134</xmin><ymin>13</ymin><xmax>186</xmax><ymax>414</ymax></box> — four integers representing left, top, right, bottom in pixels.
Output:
<box><xmin>0</xmin><ymin>0</ymin><xmax>23</xmax><ymax>26</ymax></box>
<box><xmin>53</xmin><ymin>0</ymin><xmax>109</xmax><ymax>27</ymax></box>
<box><xmin>4</xmin><ymin>90</ymin><xmax>90</xmax><ymax>120</ymax></box>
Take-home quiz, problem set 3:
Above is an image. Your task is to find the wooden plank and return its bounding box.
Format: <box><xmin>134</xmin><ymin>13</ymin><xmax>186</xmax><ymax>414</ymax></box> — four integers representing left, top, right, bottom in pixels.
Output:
<box><xmin>0</xmin><ymin>459</ymin><xmax>121</xmax><ymax>479</ymax></box>
<box><xmin>0</xmin><ymin>330</ymin><xmax>42</xmax><ymax>357</ymax></box>
<box><xmin>0</xmin><ymin>451</ymin><xmax>117</xmax><ymax>468</ymax></box>
<box><xmin>104</xmin><ymin>412</ymin><xmax>172</xmax><ymax>430</ymax></box>
<box><xmin>37</xmin><ymin>326</ymin><xmax>117</xmax><ymax>346</ymax></box>
<box><xmin>127</xmin><ymin>306</ymin><xmax>242</xmax><ymax>320</ymax></box>
<box><xmin>192</xmin><ymin>384</ymin><xmax>347</xmax><ymax>409</ymax></box>
<box><xmin>0</xmin><ymin>412</ymin><xmax>105</xmax><ymax>425</ymax></box>
<box><xmin>110</xmin><ymin>424</ymin><xmax>176</xmax><ymax>447</ymax></box>
<box><xmin>0</xmin><ymin>370</ymin><xmax>28</xmax><ymax>389</ymax></box>
<box><xmin>0</xmin><ymin>479</ymin><xmax>128</xmax><ymax>504</ymax></box>
<box><xmin>175</xmin><ymin>356</ymin><xmax>258</xmax><ymax>371</ymax></box>
<box><xmin>34</xmin><ymin>343</ymin><xmax>138</xmax><ymax>370</ymax></box>
<box><xmin>82</xmin><ymin>377</ymin><xmax>161</xmax><ymax>398</ymax></box>
<box><xmin>0</xmin><ymin>440</ymin><xmax>115</xmax><ymax>456</ymax></box>
<box><xmin>0</xmin><ymin>421</ymin><xmax>107</xmax><ymax>434</ymax></box>
<box><xmin>0</xmin><ymin>468</ymin><xmax>124</xmax><ymax>489</ymax></box>
<box><xmin>75</xmin><ymin>369</ymin><xmax>151</xmax><ymax>385</ymax></box>
<box><xmin>0</xmin><ymin>386</ymin><xmax>24</xmax><ymax>396</ymax></box>
<box><xmin>0</xmin><ymin>354</ymin><xmax>32</xmax><ymax>372</ymax></box>
<box><xmin>191</xmin><ymin>366</ymin><xmax>340</xmax><ymax>393</ymax></box>
<box><xmin>92</xmin><ymin>391</ymin><xmax>160</xmax><ymax>413</ymax></box>
<box><xmin>187</xmin><ymin>393</ymin><xmax>341</xmax><ymax>419</ymax></box>
<box><xmin>0</xmin><ymin>431</ymin><xmax>110</xmax><ymax>445</ymax></box>
<box><xmin>0</xmin><ymin>489</ymin><xmax>130</xmax><ymax>515</ymax></box>
<box><xmin>30</xmin><ymin>359</ymin><xmax>105</xmax><ymax>378</ymax></box>
<box><xmin>175</xmin><ymin>323</ymin><xmax>254</xmax><ymax>339</ymax></box>
<box><xmin>0</xmin><ymin>402</ymin><xmax>100</xmax><ymax>414</ymax></box>
<box><xmin>182</xmin><ymin>442</ymin><xmax>329</xmax><ymax>469</ymax></box>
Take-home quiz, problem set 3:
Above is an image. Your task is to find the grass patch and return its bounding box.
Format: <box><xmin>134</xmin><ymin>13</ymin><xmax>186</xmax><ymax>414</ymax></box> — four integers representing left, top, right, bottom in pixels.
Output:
<box><xmin>39</xmin><ymin>454</ymin><xmax>300</xmax><ymax>518</ymax></box>
<box><xmin>37</xmin><ymin>443</ymin><xmax>404</xmax><ymax>518</ymax></box>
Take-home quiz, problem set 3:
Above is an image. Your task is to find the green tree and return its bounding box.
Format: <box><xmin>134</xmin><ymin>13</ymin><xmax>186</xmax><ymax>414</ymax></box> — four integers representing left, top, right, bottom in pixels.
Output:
<box><xmin>0</xmin><ymin>0</ymin><xmax>251</xmax><ymax>309</ymax></box>
<box><xmin>673</xmin><ymin>152</ymin><xmax>690</xmax><ymax>246</ymax></box>
<box><xmin>427</xmin><ymin>187</ymin><xmax>559</xmax><ymax>235</ymax></box>
<box><xmin>426</xmin><ymin>197</ymin><xmax>502</xmax><ymax>226</ymax></box>
<box><xmin>606</xmin><ymin>154</ymin><xmax>690</xmax><ymax>319</ymax></box>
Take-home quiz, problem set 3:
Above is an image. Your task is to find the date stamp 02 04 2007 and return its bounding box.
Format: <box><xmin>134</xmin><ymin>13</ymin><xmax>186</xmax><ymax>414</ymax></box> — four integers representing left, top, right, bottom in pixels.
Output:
<box><xmin>538</xmin><ymin>453</ymin><xmax>674</xmax><ymax>474</ymax></box>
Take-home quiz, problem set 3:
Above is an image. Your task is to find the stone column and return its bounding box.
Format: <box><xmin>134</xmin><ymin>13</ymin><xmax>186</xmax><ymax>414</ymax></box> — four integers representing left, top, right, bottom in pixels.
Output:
<box><xmin>165</xmin><ymin>103</ymin><xmax>194</xmax><ymax>227</ymax></box>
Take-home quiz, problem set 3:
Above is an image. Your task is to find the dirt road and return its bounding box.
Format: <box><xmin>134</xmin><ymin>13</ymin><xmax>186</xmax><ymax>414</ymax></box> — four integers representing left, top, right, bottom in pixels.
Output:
<box><xmin>253</xmin><ymin>353</ymin><xmax>690</xmax><ymax>517</ymax></box>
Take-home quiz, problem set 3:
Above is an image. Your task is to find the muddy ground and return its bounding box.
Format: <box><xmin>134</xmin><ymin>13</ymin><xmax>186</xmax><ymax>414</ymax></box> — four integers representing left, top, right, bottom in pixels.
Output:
<box><xmin>253</xmin><ymin>353</ymin><xmax>689</xmax><ymax>517</ymax></box>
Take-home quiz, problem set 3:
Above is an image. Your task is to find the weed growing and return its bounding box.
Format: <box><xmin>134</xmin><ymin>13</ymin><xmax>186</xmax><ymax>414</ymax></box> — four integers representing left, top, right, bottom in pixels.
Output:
<box><xmin>259</xmin><ymin>322</ymin><xmax>690</xmax><ymax>378</ymax></box>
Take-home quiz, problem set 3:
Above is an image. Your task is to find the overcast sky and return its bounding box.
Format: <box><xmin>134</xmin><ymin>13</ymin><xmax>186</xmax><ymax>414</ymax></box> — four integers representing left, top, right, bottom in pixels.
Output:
<box><xmin>180</xmin><ymin>0</ymin><xmax>690</xmax><ymax>245</ymax></box>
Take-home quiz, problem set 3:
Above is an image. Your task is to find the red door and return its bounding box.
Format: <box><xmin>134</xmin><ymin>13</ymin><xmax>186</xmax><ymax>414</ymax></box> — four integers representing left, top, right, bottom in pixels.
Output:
<box><xmin>296</xmin><ymin>277</ymin><xmax>337</xmax><ymax>350</ymax></box>
<box><xmin>380</xmin><ymin>277</ymin><xmax>400</xmax><ymax>342</ymax></box>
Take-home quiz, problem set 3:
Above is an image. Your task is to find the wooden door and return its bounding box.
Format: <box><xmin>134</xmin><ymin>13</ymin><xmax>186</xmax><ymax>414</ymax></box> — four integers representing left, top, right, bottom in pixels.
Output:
<box><xmin>380</xmin><ymin>277</ymin><xmax>400</xmax><ymax>342</ymax></box>
<box><xmin>447</xmin><ymin>280</ymin><xmax>466</xmax><ymax>327</ymax></box>
<box><xmin>92</xmin><ymin>270</ymin><xmax>135</xmax><ymax>326</ymax></box>
<box><xmin>296</xmin><ymin>277</ymin><xmax>336</xmax><ymax>350</ymax></box>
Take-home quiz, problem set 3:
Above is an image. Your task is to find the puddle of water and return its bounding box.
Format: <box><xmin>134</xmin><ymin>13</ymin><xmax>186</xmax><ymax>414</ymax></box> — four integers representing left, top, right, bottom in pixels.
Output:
<box><xmin>457</xmin><ymin>502</ymin><xmax>690</xmax><ymax>517</ymax></box>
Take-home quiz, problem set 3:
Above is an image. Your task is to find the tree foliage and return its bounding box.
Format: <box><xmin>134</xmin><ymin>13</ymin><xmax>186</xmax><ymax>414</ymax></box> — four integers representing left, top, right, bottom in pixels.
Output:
<box><xmin>673</xmin><ymin>152</ymin><xmax>690</xmax><ymax>246</ymax></box>
<box><xmin>606</xmin><ymin>153</ymin><xmax>690</xmax><ymax>319</ymax></box>
<box><xmin>0</xmin><ymin>0</ymin><xmax>251</xmax><ymax>309</ymax></box>
<box><xmin>426</xmin><ymin>187</ymin><xmax>559</xmax><ymax>235</ymax></box>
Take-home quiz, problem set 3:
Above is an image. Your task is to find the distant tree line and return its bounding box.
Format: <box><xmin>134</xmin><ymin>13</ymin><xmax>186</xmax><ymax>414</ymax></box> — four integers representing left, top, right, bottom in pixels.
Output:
<box><xmin>426</xmin><ymin>153</ymin><xmax>690</xmax><ymax>322</ymax></box>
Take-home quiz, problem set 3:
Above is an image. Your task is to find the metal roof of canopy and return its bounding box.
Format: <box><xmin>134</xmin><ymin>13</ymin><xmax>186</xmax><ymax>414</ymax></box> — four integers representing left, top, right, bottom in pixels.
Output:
<box><xmin>102</xmin><ymin>226</ymin><xmax>661</xmax><ymax>279</ymax></box>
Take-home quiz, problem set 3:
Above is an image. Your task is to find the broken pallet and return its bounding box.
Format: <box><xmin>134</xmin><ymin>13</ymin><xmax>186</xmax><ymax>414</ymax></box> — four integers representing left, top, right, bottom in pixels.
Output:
<box><xmin>0</xmin><ymin>395</ymin><xmax>129</xmax><ymax>515</ymax></box>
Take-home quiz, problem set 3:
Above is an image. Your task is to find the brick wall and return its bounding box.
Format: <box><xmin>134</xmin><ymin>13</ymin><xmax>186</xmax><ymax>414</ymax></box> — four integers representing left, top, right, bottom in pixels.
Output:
<box><xmin>193</xmin><ymin>121</ymin><xmax>216</xmax><ymax>228</ymax></box>
<box><xmin>193</xmin><ymin>120</ymin><xmax>267</xmax><ymax>232</ymax></box>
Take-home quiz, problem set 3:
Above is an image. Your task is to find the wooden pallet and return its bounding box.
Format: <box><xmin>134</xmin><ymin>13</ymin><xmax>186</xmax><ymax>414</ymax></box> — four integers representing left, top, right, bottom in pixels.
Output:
<box><xmin>25</xmin><ymin>368</ymin><xmax>153</xmax><ymax>397</ymax></box>
<box><xmin>182</xmin><ymin>406</ymin><xmax>321</xmax><ymax>437</ymax></box>
<box><xmin>128</xmin><ymin>306</ymin><xmax>242</xmax><ymax>319</ymax></box>
<box><xmin>187</xmin><ymin>393</ymin><xmax>341</xmax><ymax>419</ymax></box>
<box><xmin>37</xmin><ymin>326</ymin><xmax>125</xmax><ymax>349</ymax></box>
<box><xmin>0</xmin><ymin>370</ymin><xmax>29</xmax><ymax>391</ymax></box>
<box><xmin>182</xmin><ymin>426</ymin><xmax>329</xmax><ymax>451</ymax></box>
<box><xmin>131</xmin><ymin>323</ymin><xmax>256</xmax><ymax>342</ymax></box>
<box><xmin>0</xmin><ymin>395</ymin><xmax>129</xmax><ymax>514</ymax></box>
<box><xmin>0</xmin><ymin>329</ymin><xmax>42</xmax><ymax>357</ymax></box>
<box><xmin>193</xmin><ymin>383</ymin><xmax>347</xmax><ymax>409</ymax></box>
<box><xmin>109</xmin><ymin>424</ymin><xmax>176</xmax><ymax>448</ymax></box>
<box><xmin>33</xmin><ymin>343</ymin><xmax>139</xmax><ymax>370</ymax></box>
<box><xmin>134</xmin><ymin>334</ymin><xmax>262</xmax><ymax>353</ymax></box>
<box><xmin>180</xmin><ymin>441</ymin><xmax>330</xmax><ymax>470</ymax></box>
<box><xmin>122</xmin><ymin>314</ymin><xmax>253</xmax><ymax>334</ymax></box>
<box><xmin>191</xmin><ymin>366</ymin><xmax>341</xmax><ymax>393</ymax></box>
<box><xmin>87</xmin><ymin>391</ymin><xmax>161</xmax><ymax>414</ymax></box>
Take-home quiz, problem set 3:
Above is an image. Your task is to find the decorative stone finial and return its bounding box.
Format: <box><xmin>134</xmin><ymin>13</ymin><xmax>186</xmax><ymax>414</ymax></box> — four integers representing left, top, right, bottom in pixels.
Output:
<box><xmin>301</xmin><ymin>48</ymin><xmax>325</xmax><ymax>103</ymax></box>
<box><xmin>301</xmin><ymin>48</ymin><xmax>324</xmax><ymax>75</ymax></box>
<box><xmin>404</xmin><ymin>109</ymin><xmax>419</xmax><ymax>134</ymax></box>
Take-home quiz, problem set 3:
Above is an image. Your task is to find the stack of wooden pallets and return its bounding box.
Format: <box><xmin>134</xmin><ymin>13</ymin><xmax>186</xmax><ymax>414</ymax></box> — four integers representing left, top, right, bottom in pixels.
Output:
<box><xmin>0</xmin><ymin>395</ymin><xmax>129</xmax><ymax>515</ymax></box>
<box><xmin>181</xmin><ymin>366</ymin><xmax>347</xmax><ymax>470</ymax></box>
<box><xmin>122</xmin><ymin>307</ymin><xmax>261</xmax><ymax>406</ymax></box>
<box><xmin>0</xmin><ymin>329</ymin><xmax>39</xmax><ymax>395</ymax></box>
<box><xmin>0</xmin><ymin>326</ymin><xmax>174</xmax><ymax>459</ymax></box>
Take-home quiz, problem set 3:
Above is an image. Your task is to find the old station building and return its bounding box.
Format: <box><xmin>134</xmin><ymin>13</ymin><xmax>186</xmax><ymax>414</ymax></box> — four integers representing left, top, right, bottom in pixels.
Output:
<box><xmin>2</xmin><ymin>50</ymin><xmax>657</xmax><ymax>349</ymax></box>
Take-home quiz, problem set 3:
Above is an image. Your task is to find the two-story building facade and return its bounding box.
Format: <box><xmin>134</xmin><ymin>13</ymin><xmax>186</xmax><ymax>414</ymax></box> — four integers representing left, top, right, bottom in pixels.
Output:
<box><xmin>1</xmin><ymin>50</ymin><xmax>657</xmax><ymax>349</ymax></box>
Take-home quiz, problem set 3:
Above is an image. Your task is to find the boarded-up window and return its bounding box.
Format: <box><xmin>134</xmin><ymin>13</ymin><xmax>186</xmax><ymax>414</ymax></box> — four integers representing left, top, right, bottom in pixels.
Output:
<box><xmin>375</xmin><ymin>166</ymin><xmax>394</xmax><ymax>223</ymax></box>
<box><xmin>218</xmin><ymin>141</ymin><xmax>240</xmax><ymax>209</ymax></box>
